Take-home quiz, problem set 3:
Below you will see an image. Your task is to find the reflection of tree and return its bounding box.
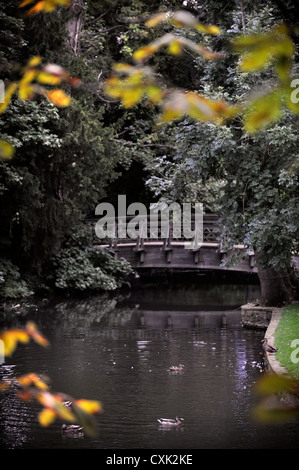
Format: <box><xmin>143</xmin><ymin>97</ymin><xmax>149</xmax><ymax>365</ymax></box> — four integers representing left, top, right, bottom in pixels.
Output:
<box><xmin>0</xmin><ymin>293</ymin><xmax>135</xmax><ymax>331</ymax></box>
<box><xmin>45</xmin><ymin>294</ymin><xmax>136</xmax><ymax>332</ymax></box>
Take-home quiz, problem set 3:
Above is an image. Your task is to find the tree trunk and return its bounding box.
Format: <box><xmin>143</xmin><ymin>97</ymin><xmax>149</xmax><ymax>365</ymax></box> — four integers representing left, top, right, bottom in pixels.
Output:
<box><xmin>255</xmin><ymin>251</ymin><xmax>299</xmax><ymax>306</ymax></box>
<box><xmin>67</xmin><ymin>0</ymin><xmax>85</xmax><ymax>56</ymax></box>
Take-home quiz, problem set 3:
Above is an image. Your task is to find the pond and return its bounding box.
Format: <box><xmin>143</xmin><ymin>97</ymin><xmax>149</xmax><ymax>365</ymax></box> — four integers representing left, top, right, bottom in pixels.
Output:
<box><xmin>1</xmin><ymin>281</ymin><xmax>299</xmax><ymax>449</ymax></box>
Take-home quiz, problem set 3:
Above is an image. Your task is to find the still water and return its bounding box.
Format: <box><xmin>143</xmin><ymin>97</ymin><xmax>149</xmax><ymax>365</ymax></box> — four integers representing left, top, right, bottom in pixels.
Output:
<box><xmin>1</xmin><ymin>282</ymin><xmax>299</xmax><ymax>449</ymax></box>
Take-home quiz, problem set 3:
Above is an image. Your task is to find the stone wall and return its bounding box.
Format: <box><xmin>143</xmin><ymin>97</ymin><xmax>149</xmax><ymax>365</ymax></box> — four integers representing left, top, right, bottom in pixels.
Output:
<box><xmin>241</xmin><ymin>303</ymin><xmax>280</xmax><ymax>329</ymax></box>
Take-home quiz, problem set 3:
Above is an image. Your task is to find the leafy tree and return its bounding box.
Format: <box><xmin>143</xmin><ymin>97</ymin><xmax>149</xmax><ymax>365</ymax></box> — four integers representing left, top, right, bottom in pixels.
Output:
<box><xmin>0</xmin><ymin>0</ymin><xmax>134</xmax><ymax>295</ymax></box>
<box><xmin>102</xmin><ymin>0</ymin><xmax>299</xmax><ymax>305</ymax></box>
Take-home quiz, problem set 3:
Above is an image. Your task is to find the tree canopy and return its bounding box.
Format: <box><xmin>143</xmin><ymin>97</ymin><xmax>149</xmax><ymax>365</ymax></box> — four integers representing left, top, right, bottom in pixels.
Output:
<box><xmin>0</xmin><ymin>0</ymin><xmax>299</xmax><ymax>304</ymax></box>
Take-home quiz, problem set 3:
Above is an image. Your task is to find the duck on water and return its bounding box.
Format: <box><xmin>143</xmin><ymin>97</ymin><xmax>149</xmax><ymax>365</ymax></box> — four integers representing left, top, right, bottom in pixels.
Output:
<box><xmin>157</xmin><ymin>416</ymin><xmax>184</xmax><ymax>426</ymax></box>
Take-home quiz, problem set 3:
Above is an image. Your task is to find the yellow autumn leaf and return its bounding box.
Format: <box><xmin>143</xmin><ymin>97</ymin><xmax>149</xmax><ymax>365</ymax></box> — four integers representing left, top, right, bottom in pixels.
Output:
<box><xmin>0</xmin><ymin>381</ymin><xmax>11</xmax><ymax>392</ymax></box>
<box><xmin>104</xmin><ymin>77</ymin><xmax>123</xmax><ymax>99</ymax></box>
<box><xmin>42</xmin><ymin>63</ymin><xmax>71</xmax><ymax>82</ymax></box>
<box><xmin>112</xmin><ymin>63</ymin><xmax>133</xmax><ymax>73</ymax></box>
<box><xmin>233</xmin><ymin>24</ymin><xmax>290</xmax><ymax>52</ymax></box>
<box><xmin>0</xmin><ymin>329</ymin><xmax>30</xmax><ymax>356</ymax></box>
<box><xmin>17</xmin><ymin>373</ymin><xmax>38</xmax><ymax>386</ymax></box>
<box><xmin>127</xmin><ymin>70</ymin><xmax>144</xmax><ymax>85</ymax></box>
<box><xmin>36</xmin><ymin>390</ymin><xmax>56</xmax><ymax>408</ymax></box>
<box><xmin>19</xmin><ymin>0</ymin><xmax>34</xmax><ymax>6</ymax></box>
<box><xmin>172</xmin><ymin>11</ymin><xmax>220</xmax><ymax>34</ymax></box>
<box><xmin>244</xmin><ymin>91</ymin><xmax>282</xmax><ymax>133</ymax></box>
<box><xmin>233</xmin><ymin>23</ymin><xmax>295</xmax><ymax>74</ymax></box>
<box><xmin>37</xmin><ymin>391</ymin><xmax>76</xmax><ymax>422</ymax></box>
<box><xmin>38</xmin><ymin>408</ymin><xmax>57</xmax><ymax>426</ymax></box>
<box><xmin>19</xmin><ymin>69</ymin><xmax>38</xmax><ymax>88</ymax></box>
<box><xmin>122</xmin><ymin>87</ymin><xmax>144</xmax><ymax>108</ymax></box>
<box><xmin>26</xmin><ymin>321</ymin><xmax>49</xmax><ymax>348</ymax></box>
<box><xmin>233</xmin><ymin>35</ymin><xmax>266</xmax><ymax>51</ymax></box>
<box><xmin>43</xmin><ymin>0</ymin><xmax>61</xmax><ymax>12</ymax></box>
<box><xmin>18</xmin><ymin>84</ymin><xmax>35</xmax><ymax>100</ymax></box>
<box><xmin>34</xmin><ymin>377</ymin><xmax>50</xmax><ymax>390</ymax></box>
<box><xmin>146</xmin><ymin>10</ymin><xmax>220</xmax><ymax>35</ymax></box>
<box><xmin>1</xmin><ymin>334</ymin><xmax>17</xmax><ymax>356</ymax></box>
<box><xmin>146</xmin><ymin>86</ymin><xmax>164</xmax><ymax>105</ymax></box>
<box><xmin>27</xmin><ymin>56</ymin><xmax>42</xmax><ymax>67</ymax></box>
<box><xmin>133</xmin><ymin>45</ymin><xmax>158</xmax><ymax>62</ymax></box>
<box><xmin>158</xmin><ymin>92</ymin><xmax>189</xmax><ymax>123</ymax></box>
<box><xmin>145</xmin><ymin>12</ymin><xmax>169</xmax><ymax>28</ymax></box>
<box><xmin>19</xmin><ymin>0</ymin><xmax>71</xmax><ymax>15</ymax></box>
<box><xmin>168</xmin><ymin>39</ymin><xmax>183</xmax><ymax>55</ymax></box>
<box><xmin>185</xmin><ymin>92</ymin><xmax>229</xmax><ymax>122</ymax></box>
<box><xmin>75</xmin><ymin>399</ymin><xmax>102</xmax><ymax>414</ymax></box>
<box><xmin>0</xmin><ymin>140</ymin><xmax>15</xmax><ymax>160</ymax></box>
<box><xmin>26</xmin><ymin>0</ymin><xmax>45</xmax><ymax>15</ymax></box>
<box><xmin>195</xmin><ymin>23</ymin><xmax>220</xmax><ymax>35</ymax></box>
<box><xmin>0</xmin><ymin>323</ymin><xmax>48</xmax><ymax>356</ymax></box>
<box><xmin>46</xmin><ymin>89</ymin><xmax>71</xmax><ymax>107</ymax></box>
<box><xmin>71</xmin><ymin>402</ymin><xmax>99</xmax><ymax>437</ymax></box>
<box><xmin>17</xmin><ymin>372</ymin><xmax>49</xmax><ymax>390</ymax></box>
<box><xmin>37</xmin><ymin>71</ymin><xmax>62</xmax><ymax>85</ymax></box>
<box><xmin>239</xmin><ymin>48</ymin><xmax>273</xmax><ymax>72</ymax></box>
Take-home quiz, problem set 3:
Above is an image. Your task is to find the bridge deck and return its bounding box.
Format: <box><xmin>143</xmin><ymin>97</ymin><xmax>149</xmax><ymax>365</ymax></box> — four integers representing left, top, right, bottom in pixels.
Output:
<box><xmin>90</xmin><ymin>215</ymin><xmax>298</xmax><ymax>275</ymax></box>
<box><xmin>97</xmin><ymin>241</ymin><xmax>257</xmax><ymax>273</ymax></box>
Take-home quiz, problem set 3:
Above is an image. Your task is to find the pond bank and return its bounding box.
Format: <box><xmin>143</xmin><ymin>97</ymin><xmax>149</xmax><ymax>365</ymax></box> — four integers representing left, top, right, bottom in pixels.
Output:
<box><xmin>241</xmin><ymin>303</ymin><xmax>284</xmax><ymax>375</ymax></box>
<box><xmin>241</xmin><ymin>303</ymin><xmax>295</xmax><ymax>377</ymax></box>
<box><xmin>241</xmin><ymin>303</ymin><xmax>282</xmax><ymax>330</ymax></box>
<box><xmin>263</xmin><ymin>308</ymin><xmax>289</xmax><ymax>376</ymax></box>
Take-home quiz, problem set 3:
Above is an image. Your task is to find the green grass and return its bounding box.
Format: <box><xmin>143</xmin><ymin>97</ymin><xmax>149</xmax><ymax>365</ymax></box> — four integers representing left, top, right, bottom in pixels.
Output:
<box><xmin>275</xmin><ymin>303</ymin><xmax>299</xmax><ymax>378</ymax></box>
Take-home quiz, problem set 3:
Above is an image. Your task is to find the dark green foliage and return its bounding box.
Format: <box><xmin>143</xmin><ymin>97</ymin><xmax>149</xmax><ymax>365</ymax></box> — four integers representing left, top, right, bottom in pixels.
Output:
<box><xmin>0</xmin><ymin>1</ymin><xmax>134</xmax><ymax>295</ymax></box>
<box><xmin>0</xmin><ymin>258</ymin><xmax>32</xmax><ymax>298</ymax></box>
<box><xmin>1</xmin><ymin>0</ymin><xmax>299</xmax><ymax>303</ymax></box>
<box><xmin>0</xmin><ymin>98</ymin><xmax>64</xmax><ymax>271</ymax></box>
<box><xmin>0</xmin><ymin>0</ymin><xmax>26</xmax><ymax>78</ymax></box>
<box><xmin>53</xmin><ymin>228</ymin><xmax>135</xmax><ymax>292</ymax></box>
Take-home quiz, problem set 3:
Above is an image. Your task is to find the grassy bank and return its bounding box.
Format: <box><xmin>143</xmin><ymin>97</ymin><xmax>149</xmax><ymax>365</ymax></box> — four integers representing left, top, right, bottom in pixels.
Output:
<box><xmin>275</xmin><ymin>303</ymin><xmax>299</xmax><ymax>378</ymax></box>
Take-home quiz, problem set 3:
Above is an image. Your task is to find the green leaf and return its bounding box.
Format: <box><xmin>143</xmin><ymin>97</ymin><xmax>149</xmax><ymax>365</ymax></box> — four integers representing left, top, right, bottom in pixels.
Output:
<box><xmin>256</xmin><ymin>373</ymin><xmax>295</xmax><ymax>396</ymax></box>
<box><xmin>72</xmin><ymin>402</ymin><xmax>99</xmax><ymax>437</ymax></box>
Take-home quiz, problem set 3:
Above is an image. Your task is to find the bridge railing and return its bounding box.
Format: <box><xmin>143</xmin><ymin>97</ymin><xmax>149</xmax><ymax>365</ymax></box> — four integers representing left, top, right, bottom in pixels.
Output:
<box><xmin>86</xmin><ymin>214</ymin><xmax>261</xmax><ymax>271</ymax></box>
<box><xmin>88</xmin><ymin>214</ymin><xmax>222</xmax><ymax>248</ymax></box>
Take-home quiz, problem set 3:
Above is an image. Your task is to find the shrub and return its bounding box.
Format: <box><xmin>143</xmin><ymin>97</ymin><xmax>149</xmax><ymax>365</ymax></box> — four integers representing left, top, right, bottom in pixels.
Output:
<box><xmin>0</xmin><ymin>258</ymin><xmax>33</xmax><ymax>298</ymax></box>
<box><xmin>53</xmin><ymin>229</ymin><xmax>136</xmax><ymax>292</ymax></box>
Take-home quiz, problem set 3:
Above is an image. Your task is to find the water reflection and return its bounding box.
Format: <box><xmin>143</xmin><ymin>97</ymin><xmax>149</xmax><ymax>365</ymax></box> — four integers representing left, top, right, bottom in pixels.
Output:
<box><xmin>0</xmin><ymin>282</ymin><xmax>299</xmax><ymax>449</ymax></box>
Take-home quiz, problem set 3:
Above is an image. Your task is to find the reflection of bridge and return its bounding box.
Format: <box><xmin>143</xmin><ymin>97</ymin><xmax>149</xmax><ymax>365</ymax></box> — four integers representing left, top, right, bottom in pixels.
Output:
<box><xmin>91</xmin><ymin>214</ymin><xmax>258</xmax><ymax>274</ymax></box>
<box><xmin>97</xmin><ymin>310</ymin><xmax>243</xmax><ymax>337</ymax></box>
